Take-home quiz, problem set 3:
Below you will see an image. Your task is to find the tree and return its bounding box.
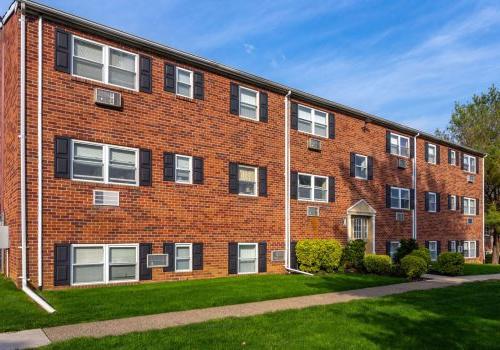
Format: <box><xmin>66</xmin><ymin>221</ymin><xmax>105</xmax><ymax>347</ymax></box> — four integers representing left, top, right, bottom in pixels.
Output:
<box><xmin>436</xmin><ymin>85</ymin><xmax>500</xmax><ymax>263</ymax></box>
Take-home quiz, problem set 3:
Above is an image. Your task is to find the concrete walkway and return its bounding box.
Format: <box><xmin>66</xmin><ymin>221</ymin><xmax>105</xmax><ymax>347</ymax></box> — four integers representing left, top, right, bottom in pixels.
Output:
<box><xmin>1</xmin><ymin>273</ymin><xmax>499</xmax><ymax>350</ymax></box>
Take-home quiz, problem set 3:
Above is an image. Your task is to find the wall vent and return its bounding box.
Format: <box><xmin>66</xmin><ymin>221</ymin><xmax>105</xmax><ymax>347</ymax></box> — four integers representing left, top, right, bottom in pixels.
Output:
<box><xmin>93</xmin><ymin>190</ymin><xmax>120</xmax><ymax>206</ymax></box>
<box><xmin>467</xmin><ymin>174</ymin><xmax>475</xmax><ymax>183</ymax></box>
<box><xmin>147</xmin><ymin>254</ymin><xmax>169</xmax><ymax>268</ymax></box>
<box><xmin>395</xmin><ymin>212</ymin><xmax>405</xmax><ymax>222</ymax></box>
<box><xmin>307</xmin><ymin>138</ymin><xmax>322</xmax><ymax>152</ymax></box>
<box><xmin>307</xmin><ymin>206</ymin><xmax>320</xmax><ymax>217</ymax></box>
<box><xmin>95</xmin><ymin>88</ymin><xmax>122</xmax><ymax>108</ymax></box>
<box><xmin>467</xmin><ymin>217</ymin><xmax>473</xmax><ymax>225</ymax></box>
<box><xmin>271</xmin><ymin>250</ymin><xmax>285</xmax><ymax>262</ymax></box>
<box><xmin>397</xmin><ymin>159</ymin><xmax>408</xmax><ymax>169</ymax></box>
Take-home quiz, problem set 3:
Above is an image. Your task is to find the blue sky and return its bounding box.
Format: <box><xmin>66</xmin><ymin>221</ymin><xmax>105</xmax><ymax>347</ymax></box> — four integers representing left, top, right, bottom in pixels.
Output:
<box><xmin>2</xmin><ymin>0</ymin><xmax>499</xmax><ymax>132</ymax></box>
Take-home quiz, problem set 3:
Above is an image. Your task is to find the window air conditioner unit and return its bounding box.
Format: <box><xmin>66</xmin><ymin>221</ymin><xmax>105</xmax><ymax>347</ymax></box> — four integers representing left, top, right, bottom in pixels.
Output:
<box><xmin>307</xmin><ymin>206</ymin><xmax>320</xmax><ymax>217</ymax></box>
<box><xmin>395</xmin><ymin>212</ymin><xmax>405</xmax><ymax>222</ymax></box>
<box><xmin>0</xmin><ymin>226</ymin><xmax>9</xmax><ymax>249</ymax></box>
<box><xmin>467</xmin><ymin>175</ymin><xmax>475</xmax><ymax>183</ymax></box>
<box><xmin>397</xmin><ymin>159</ymin><xmax>408</xmax><ymax>169</ymax></box>
<box><xmin>93</xmin><ymin>190</ymin><xmax>120</xmax><ymax>206</ymax></box>
<box><xmin>308</xmin><ymin>138</ymin><xmax>322</xmax><ymax>152</ymax></box>
<box><xmin>147</xmin><ymin>254</ymin><xmax>169</xmax><ymax>268</ymax></box>
<box><xmin>271</xmin><ymin>250</ymin><xmax>285</xmax><ymax>262</ymax></box>
<box><xmin>95</xmin><ymin>88</ymin><xmax>122</xmax><ymax>108</ymax></box>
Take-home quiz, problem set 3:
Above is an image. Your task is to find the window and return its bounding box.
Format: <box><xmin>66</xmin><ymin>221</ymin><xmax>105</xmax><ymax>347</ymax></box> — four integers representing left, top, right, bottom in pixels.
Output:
<box><xmin>298</xmin><ymin>105</ymin><xmax>328</xmax><ymax>138</ymax></box>
<box><xmin>108</xmin><ymin>246</ymin><xmax>138</xmax><ymax>282</ymax></box>
<box><xmin>450</xmin><ymin>195</ymin><xmax>457</xmax><ymax>211</ymax></box>
<box><xmin>71</xmin><ymin>140</ymin><xmax>138</xmax><ymax>185</ymax></box>
<box><xmin>298</xmin><ymin>174</ymin><xmax>328</xmax><ymax>202</ymax></box>
<box><xmin>450</xmin><ymin>240</ymin><xmax>457</xmax><ymax>252</ymax></box>
<box><xmin>72</xmin><ymin>36</ymin><xmax>137</xmax><ymax>90</ymax></box>
<box><xmin>427</xmin><ymin>144</ymin><xmax>437</xmax><ymax>164</ymax></box>
<box><xmin>389</xmin><ymin>241</ymin><xmax>400</xmax><ymax>261</ymax></box>
<box><xmin>428</xmin><ymin>192</ymin><xmax>437</xmax><ymax>212</ymax></box>
<box><xmin>239</xmin><ymin>86</ymin><xmax>259</xmax><ymax>120</ymax></box>
<box><xmin>355</xmin><ymin>154</ymin><xmax>368</xmax><ymax>180</ymax></box>
<box><xmin>463</xmin><ymin>241</ymin><xmax>476</xmax><ymax>258</ymax></box>
<box><xmin>175</xmin><ymin>155</ymin><xmax>192</xmax><ymax>184</ymax></box>
<box><xmin>463</xmin><ymin>197</ymin><xmax>476</xmax><ymax>216</ymax></box>
<box><xmin>390</xmin><ymin>133</ymin><xmax>410</xmax><ymax>157</ymax></box>
<box><xmin>238</xmin><ymin>243</ymin><xmax>258</xmax><ymax>274</ymax></box>
<box><xmin>450</xmin><ymin>150</ymin><xmax>456</xmax><ymax>165</ymax></box>
<box><xmin>390</xmin><ymin>187</ymin><xmax>410</xmax><ymax>210</ymax></box>
<box><xmin>176</xmin><ymin>67</ymin><xmax>193</xmax><ymax>98</ymax></box>
<box><xmin>238</xmin><ymin>165</ymin><xmax>258</xmax><ymax>196</ymax></box>
<box><xmin>72</xmin><ymin>246</ymin><xmax>105</xmax><ymax>285</ymax></box>
<box><xmin>428</xmin><ymin>241</ymin><xmax>438</xmax><ymax>261</ymax></box>
<box><xmin>463</xmin><ymin>155</ymin><xmax>476</xmax><ymax>173</ymax></box>
<box><xmin>352</xmin><ymin>216</ymin><xmax>368</xmax><ymax>240</ymax></box>
<box><xmin>175</xmin><ymin>244</ymin><xmax>192</xmax><ymax>272</ymax></box>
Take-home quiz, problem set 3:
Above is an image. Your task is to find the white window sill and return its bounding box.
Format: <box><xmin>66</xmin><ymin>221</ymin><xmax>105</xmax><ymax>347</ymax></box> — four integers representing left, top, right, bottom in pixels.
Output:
<box><xmin>297</xmin><ymin>130</ymin><xmax>328</xmax><ymax>139</ymax></box>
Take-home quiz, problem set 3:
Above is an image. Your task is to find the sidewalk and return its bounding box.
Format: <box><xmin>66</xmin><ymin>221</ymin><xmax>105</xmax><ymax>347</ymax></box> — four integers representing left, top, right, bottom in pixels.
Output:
<box><xmin>1</xmin><ymin>273</ymin><xmax>499</xmax><ymax>350</ymax></box>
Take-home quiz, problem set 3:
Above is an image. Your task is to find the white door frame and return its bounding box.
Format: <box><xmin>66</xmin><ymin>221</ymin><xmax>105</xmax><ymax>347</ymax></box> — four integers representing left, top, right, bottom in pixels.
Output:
<box><xmin>347</xmin><ymin>200</ymin><xmax>376</xmax><ymax>254</ymax></box>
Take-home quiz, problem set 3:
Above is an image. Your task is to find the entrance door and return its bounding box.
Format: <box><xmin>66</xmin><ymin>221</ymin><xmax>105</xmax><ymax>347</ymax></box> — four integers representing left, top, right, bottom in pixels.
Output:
<box><xmin>351</xmin><ymin>215</ymin><xmax>373</xmax><ymax>253</ymax></box>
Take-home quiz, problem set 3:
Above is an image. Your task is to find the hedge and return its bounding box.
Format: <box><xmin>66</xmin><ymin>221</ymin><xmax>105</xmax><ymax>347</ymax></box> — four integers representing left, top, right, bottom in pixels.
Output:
<box><xmin>296</xmin><ymin>239</ymin><xmax>343</xmax><ymax>273</ymax></box>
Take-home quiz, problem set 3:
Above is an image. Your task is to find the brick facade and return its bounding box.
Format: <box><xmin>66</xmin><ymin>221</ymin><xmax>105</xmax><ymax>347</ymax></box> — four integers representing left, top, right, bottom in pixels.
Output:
<box><xmin>0</xmin><ymin>4</ymin><xmax>484</xmax><ymax>289</ymax></box>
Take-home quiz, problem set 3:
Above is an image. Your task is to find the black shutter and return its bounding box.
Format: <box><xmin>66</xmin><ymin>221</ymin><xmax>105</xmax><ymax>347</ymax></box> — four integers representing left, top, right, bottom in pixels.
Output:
<box><xmin>193</xmin><ymin>71</ymin><xmax>204</xmax><ymax>100</ymax></box>
<box><xmin>437</xmin><ymin>241</ymin><xmax>441</xmax><ymax>255</ymax></box>
<box><xmin>456</xmin><ymin>195</ymin><xmax>460</xmax><ymax>211</ymax></box>
<box><xmin>328</xmin><ymin>113</ymin><xmax>335</xmax><ymax>139</ymax></box>
<box><xmin>139</xmin><ymin>243</ymin><xmax>152</xmax><ymax>280</ymax></box>
<box><xmin>291</xmin><ymin>102</ymin><xmax>298</xmax><ymax>130</ymax></box>
<box><xmin>290</xmin><ymin>241</ymin><xmax>298</xmax><ymax>269</ymax></box>
<box><xmin>461</xmin><ymin>153</ymin><xmax>465</xmax><ymax>170</ymax></box>
<box><xmin>259</xmin><ymin>92</ymin><xmax>268</xmax><ymax>122</ymax></box>
<box><xmin>258</xmin><ymin>242</ymin><xmax>267</xmax><ymax>273</ymax></box>
<box><xmin>328</xmin><ymin>177</ymin><xmax>336</xmax><ymax>202</ymax></box>
<box><xmin>54</xmin><ymin>137</ymin><xmax>71</xmax><ymax>178</ymax></box>
<box><xmin>193</xmin><ymin>157</ymin><xmax>204</xmax><ymax>184</ymax></box>
<box><xmin>436</xmin><ymin>145</ymin><xmax>441</xmax><ymax>164</ymax></box>
<box><xmin>476</xmin><ymin>241</ymin><xmax>480</xmax><ymax>257</ymax></box>
<box><xmin>410</xmin><ymin>138</ymin><xmax>415</xmax><ymax>159</ymax></box>
<box><xmin>476</xmin><ymin>157</ymin><xmax>480</xmax><ymax>174</ymax></box>
<box><xmin>54</xmin><ymin>244</ymin><xmax>71</xmax><ymax>286</ymax></box>
<box><xmin>192</xmin><ymin>243</ymin><xmax>203</xmax><ymax>270</ymax></box>
<box><xmin>425</xmin><ymin>241</ymin><xmax>429</xmax><ymax>249</ymax></box>
<box><xmin>163</xmin><ymin>243</ymin><xmax>174</xmax><ymax>272</ymax></box>
<box><xmin>448</xmin><ymin>240</ymin><xmax>452</xmax><ymax>252</ymax></box>
<box><xmin>229</xmin><ymin>162</ymin><xmax>239</xmax><ymax>194</ymax></box>
<box><xmin>476</xmin><ymin>198</ymin><xmax>480</xmax><ymax>215</ymax></box>
<box><xmin>424</xmin><ymin>142</ymin><xmax>429</xmax><ymax>162</ymax></box>
<box><xmin>385</xmin><ymin>131</ymin><xmax>391</xmax><ymax>153</ymax></box>
<box><xmin>163</xmin><ymin>152</ymin><xmax>175</xmax><ymax>181</ymax></box>
<box><xmin>410</xmin><ymin>189</ymin><xmax>415</xmax><ymax>210</ymax></box>
<box><xmin>55</xmin><ymin>29</ymin><xmax>71</xmax><ymax>73</ymax></box>
<box><xmin>448</xmin><ymin>194</ymin><xmax>451</xmax><ymax>210</ymax></box>
<box><xmin>455</xmin><ymin>152</ymin><xmax>459</xmax><ymax>166</ymax></box>
<box><xmin>230</xmin><ymin>83</ymin><xmax>239</xmax><ymax>115</ymax></box>
<box><xmin>228</xmin><ymin>242</ymin><xmax>238</xmax><ymax>274</ymax></box>
<box><xmin>461</xmin><ymin>196</ymin><xmax>465</xmax><ymax>214</ymax></box>
<box><xmin>425</xmin><ymin>192</ymin><xmax>429</xmax><ymax>211</ymax></box>
<box><xmin>367</xmin><ymin>156</ymin><xmax>374</xmax><ymax>180</ymax></box>
<box><xmin>349</xmin><ymin>153</ymin><xmax>356</xmax><ymax>177</ymax></box>
<box><xmin>258</xmin><ymin>167</ymin><xmax>267</xmax><ymax>197</ymax></box>
<box><xmin>448</xmin><ymin>149</ymin><xmax>452</xmax><ymax>164</ymax></box>
<box><xmin>436</xmin><ymin>193</ymin><xmax>441</xmax><ymax>212</ymax></box>
<box><xmin>164</xmin><ymin>63</ymin><xmax>175</xmax><ymax>92</ymax></box>
<box><xmin>139</xmin><ymin>149</ymin><xmax>152</xmax><ymax>186</ymax></box>
<box><xmin>386</xmin><ymin>185</ymin><xmax>392</xmax><ymax>208</ymax></box>
<box><xmin>386</xmin><ymin>241</ymin><xmax>391</xmax><ymax>256</ymax></box>
<box><xmin>139</xmin><ymin>56</ymin><xmax>152</xmax><ymax>93</ymax></box>
<box><xmin>290</xmin><ymin>171</ymin><xmax>298</xmax><ymax>199</ymax></box>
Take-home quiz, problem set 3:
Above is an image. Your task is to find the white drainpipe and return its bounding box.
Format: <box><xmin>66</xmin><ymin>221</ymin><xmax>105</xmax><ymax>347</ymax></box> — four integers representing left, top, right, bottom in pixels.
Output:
<box><xmin>412</xmin><ymin>133</ymin><xmax>419</xmax><ymax>240</ymax></box>
<box><xmin>37</xmin><ymin>15</ymin><xmax>43</xmax><ymax>288</ymax></box>
<box><xmin>482</xmin><ymin>155</ymin><xmax>487</xmax><ymax>262</ymax></box>
<box><xmin>284</xmin><ymin>90</ymin><xmax>291</xmax><ymax>268</ymax></box>
<box><xmin>20</xmin><ymin>3</ymin><xmax>55</xmax><ymax>313</ymax></box>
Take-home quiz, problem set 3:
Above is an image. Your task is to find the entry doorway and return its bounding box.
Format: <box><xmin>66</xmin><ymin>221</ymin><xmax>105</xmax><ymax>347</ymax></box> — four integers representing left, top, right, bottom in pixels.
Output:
<box><xmin>347</xmin><ymin>200</ymin><xmax>376</xmax><ymax>254</ymax></box>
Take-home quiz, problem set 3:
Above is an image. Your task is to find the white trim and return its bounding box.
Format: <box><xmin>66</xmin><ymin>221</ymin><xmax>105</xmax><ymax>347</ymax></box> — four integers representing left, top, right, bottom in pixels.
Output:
<box><xmin>354</xmin><ymin>154</ymin><xmax>368</xmax><ymax>180</ymax></box>
<box><xmin>175</xmin><ymin>66</ymin><xmax>193</xmax><ymax>99</ymax></box>
<box><xmin>107</xmin><ymin>244</ymin><xmax>139</xmax><ymax>284</ymax></box>
<box><xmin>238</xmin><ymin>86</ymin><xmax>260</xmax><ymax>121</ymax></box>
<box><xmin>463</xmin><ymin>240</ymin><xmax>477</xmax><ymax>259</ymax></box>
<box><xmin>427</xmin><ymin>143</ymin><xmax>437</xmax><ymax>164</ymax></box>
<box><xmin>390</xmin><ymin>186</ymin><xmax>411</xmax><ymax>210</ymax></box>
<box><xmin>71</xmin><ymin>244</ymin><xmax>106</xmax><ymax>286</ymax></box>
<box><xmin>427</xmin><ymin>192</ymin><xmax>437</xmax><ymax>213</ymax></box>
<box><xmin>174</xmin><ymin>243</ymin><xmax>192</xmax><ymax>272</ymax></box>
<box><xmin>390</xmin><ymin>132</ymin><xmax>410</xmax><ymax>158</ymax></box>
<box><xmin>449</xmin><ymin>150</ymin><xmax>456</xmax><ymax>166</ymax></box>
<box><xmin>463</xmin><ymin>154</ymin><xmax>477</xmax><ymax>174</ymax></box>
<box><xmin>237</xmin><ymin>165</ymin><xmax>258</xmax><ymax>197</ymax></box>
<box><xmin>0</xmin><ymin>2</ymin><xmax>17</xmax><ymax>28</ymax></box>
<box><xmin>428</xmin><ymin>240</ymin><xmax>438</xmax><ymax>261</ymax></box>
<box><xmin>482</xmin><ymin>156</ymin><xmax>486</xmax><ymax>261</ymax></box>
<box><xmin>463</xmin><ymin>197</ymin><xmax>477</xmax><ymax>216</ymax></box>
<box><xmin>37</xmin><ymin>16</ymin><xmax>43</xmax><ymax>287</ymax></box>
<box><xmin>450</xmin><ymin>195</ymin><xmax>457</xmax><ymax>211</ymax></box>
<box><xmin>237</xmin><ymin>243</ymin><xmax>258</xmax><ymax>275</ymax></box>
<box><xmin>412</xmin><ymin>133</ymin><xmax>419</xmax><ymax>240</ymax></box>
<box><xmin>297</xmin><ymin>173</ymin><xmax>328</xmax><ymax>203</ymax></box>
<box><xmin>175</xmin><ymin>154</ymin><xmax>193</xmax><ymax>184</ymax></box>
<box><xmin>284</xmin><ymin>91</ymin><xmax>291</xmax><ymax>269</ymax></box>
<box><xmin>296</xmin><ymin>104</ymin><xmax>328</xmax><ymax>139</ymax></box>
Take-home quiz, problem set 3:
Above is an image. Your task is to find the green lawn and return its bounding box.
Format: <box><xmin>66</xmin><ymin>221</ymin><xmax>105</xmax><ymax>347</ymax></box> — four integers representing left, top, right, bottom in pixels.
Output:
<box><xmin>0</xmin><ymin>273</ymin><xmax>404</xmax><ymax>332</ymax></box>
<box><xmin>42</xmin><ymin>281</ymin><xmax>500</xmax><ymax>350</ymax></box>
<box><xmin>463</xmin><ymin>263</ymin><xmax>500</xmax><ymax>275</ymax></box>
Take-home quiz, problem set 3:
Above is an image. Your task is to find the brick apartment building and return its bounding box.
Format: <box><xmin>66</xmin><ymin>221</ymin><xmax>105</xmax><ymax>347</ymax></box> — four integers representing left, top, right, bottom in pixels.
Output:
<box><xmin>0</xmin><ymin>1</ymin><xmax>485</xmax><ymax>291</ymax></box>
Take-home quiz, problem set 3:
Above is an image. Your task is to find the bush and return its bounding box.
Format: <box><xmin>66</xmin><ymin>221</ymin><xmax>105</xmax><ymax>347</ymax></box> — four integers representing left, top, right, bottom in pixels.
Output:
<box><xmin>437</xmin><ymin>252</ymin><xmax>465</xmax><ymax>276</ymax></box>
<box><xmin>341</xmin><ymin>239</ymin><xmax>366</xmax><ymax>271</ymax></box>
<box><xmin>409</xmin><ymin>248</ymin><xmax>431</xmax><ymax>268</ymax></box>
<box><xmin>485</xmin><ymin>253</ymin><xmax>492</xmax><ymax>264</ymax></box>
<box><xmin>401</xmin><ymin>255</ymin><xmax>427</xmax><ymax>279</ymax></box>
<box><xmin>363</xmin><ymin>254</ymin><xmax>392</xmax><ymax>275</ymax></box>
<box><xmin>395</xmin><ymin>239</ymin><xmax>418</xmax><ymax>263</ymax></box>
<box><xmin>296</xmin><ymin>239</ymin><xmax>343</xmax><ymax>273</ymax></box>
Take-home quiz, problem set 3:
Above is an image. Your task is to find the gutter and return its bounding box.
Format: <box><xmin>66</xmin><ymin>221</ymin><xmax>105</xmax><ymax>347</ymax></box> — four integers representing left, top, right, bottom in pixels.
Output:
<box><xmin>0</xmin><ymin>1</ymin><xmax>17</xmax><ymax>29</ymax></box>
<box><xmin>412</xmin><ymin>133</ymin><xmax>419</xmax><ymax>240</ymax></box>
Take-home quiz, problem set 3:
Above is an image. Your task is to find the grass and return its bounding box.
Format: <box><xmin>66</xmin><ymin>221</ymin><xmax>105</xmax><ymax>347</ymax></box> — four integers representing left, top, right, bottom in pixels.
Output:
<box><xmin>41</xmin><ymin>281</ymin><xmax>500</xmax><ymax>350</ymax></box>
<box><xmin>0</xmin><ymin>272</ymin><xmax>404</xmax><ymax>332</ymax></box>
<box><xmin>463</xmin><ymin>263</ymin><xmax>500</xmax><ymax>275</ymax></box>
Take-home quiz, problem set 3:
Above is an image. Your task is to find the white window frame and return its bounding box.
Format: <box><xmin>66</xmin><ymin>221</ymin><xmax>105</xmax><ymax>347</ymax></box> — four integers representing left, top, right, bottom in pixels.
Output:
<box><xmin>174</xmin><ymin>243</ymin><xmax>192</xmax><ymax>273</ymax></box>
<box><xmin>298</xmin><ymin>173</ymin><xmax>328</xmax><ymax>203</ymax></box>
<box><xmin>463</xmin><ymin>241</ymin><xmax>477</xmax><ymax>259</ymax></box>
<box><xmin>450</xmin><ymin>195</ymin><xmax>457</xmax><ymax>211</ymax></box>
<box><xmin>428</xmin><ymin>192</ymin><xmax>437</xmax><ymax>213</ymax></box>
<box><xmin>71</xmin><ymin>140</ymin><xmax>139</xmax><ymax>186</ymax></box>
<box><xmin>297</xmin><ymin>104</ymin><xmax>328</xmax><ymax>138</ymax></box>
<box><xmin>71</xmin><ymin>243</ymin><xmax>139</xmax><ymax>286</ymax></box>
<box><xmin>463</xmin><ymin>154</ymin><xmax>476</xmax><ymax>173</ymax></box>
<box><xmin>389</xmin><ymin>241</ymin><xmax>401</xmax><ymax>261</ymax></box>
<box><xmin>450</xmin><ymin>240</ymin><xmax>457</xmax><ymax>253</ymax></box>
<box><xmin>463</xmin><ymin>197</ymin><xmax>477</xmax><ymax>216</ymax></box>
<box><xmin>390</xmin><ymin>187</ymin><xmax>410</xmax><ymax>210</ymax></box>
<box><xmin>352</xmin><ymin>216</ymin><xmax>368</xmax><ymax>240</ymax></box>
<box><xmin>175</xmin><ymin>67</ymin><xmax>193</xmax><ymax>99</ymax></box>
<box><xmin>175</xmin><ymin>155</ymin><xmax>193</xmax><ymax>184</ymax></box>
<box><xmin>427</xmin><ymin>144</ymin><xmax>437</xmax><ymax>164</ymax></box>
<box><xmin>354</xmin><ymin>154</ymin><xmax>368</xmax><ymax>180</ymax></box>
<box><xmin>450</xmin><ymin>150</ymin><xmax>456</xmax><ymax>165</ymax></box>
<box><xmin>237</xmin><ymin>243</ymin><xmax>258</xmax><ymax>275</ymax></box>
<box><xmin>71</xmin><ymin>35</ymin><xmax>139</xmax><ymax>91</ymax></box>
<box><xmin>428</xmin><ymin>241</ymin><xmax>438</xmax><ymax>262</ymax></box>
<box><xmin>390</xmin><ymin>133</ymin><xmax>410</xmax><ymax>158</ymax></box>
<box><xmin>238</xmin><ymin>86</ymin><xmax>259</xmax><ymax>121</ymax></box>
<box><xmin>238</xmin><ymin>165</ymin><xmax>258</xmax><ymax>197</ymax></box>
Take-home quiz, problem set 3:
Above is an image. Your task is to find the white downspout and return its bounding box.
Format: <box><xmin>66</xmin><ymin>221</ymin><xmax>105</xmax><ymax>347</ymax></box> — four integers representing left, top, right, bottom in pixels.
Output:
<box><xmin>482</xmin><ymin>155</ymin><xmax>487</xmax><ymax>262</ymax></box>
<box><xmin>412</xmin><ymin>133</ymin><xmax>419</xmax><ymax>240</ymax></box>
<box><xmin>37</xmin><ymin>15</ymin><xmax>43</xmax><ymax>288</ymax></box>
<box><xmin>284</xmin><ymin>90</ymin><xmax>291</xmax><ymax>269</ymax></box>
<box><xmin>20</xmin><ymin>4</ymin><xmax>55</xmax><ymax>313</ymax></box>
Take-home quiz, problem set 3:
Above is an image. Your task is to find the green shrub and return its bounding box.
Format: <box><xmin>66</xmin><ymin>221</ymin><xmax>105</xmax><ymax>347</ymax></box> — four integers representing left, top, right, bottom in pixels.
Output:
<box><xmin>437</xmin><ymin>252</ymin><xmax>465</xmax><ymax>276</ymax></box>
<box><xmin>296</xmin><ymin>239</ymin><xmax>343</xmax><ymax>273</ymax></box>
<box><xmin>395</xmin><ymin>239</ymin><xmax>418</xmax><ymax>263</ymax></box>
<box><xmin>401</xmin><ymin>255</ymin><xmax>427</xmax><ymax>279</ymax></box>
<box><xmin>341</xmin><ymin>239</ymin><xmax>366</xmax><ymax>271</ymax></box>
<box><xmin>363</xmin><ymin>254</ymin><xmax>392</xmax><ymax>275</ymax></box>
<box><xmin>485</xmin><ymin>253</ymin><xmax>492</xmax><ymax>264</ymax></box>
<box><xmin>409</xmin><ymin>248</ymin><xmax>431</xmax><ymax>268</ymax></box>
